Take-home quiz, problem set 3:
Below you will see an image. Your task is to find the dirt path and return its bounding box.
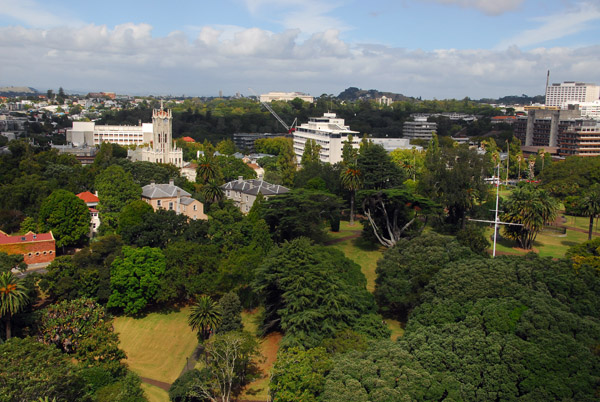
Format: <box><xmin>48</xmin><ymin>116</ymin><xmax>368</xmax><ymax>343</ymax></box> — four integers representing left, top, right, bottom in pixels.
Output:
<box><xmin>140</xmin><ymin>376</ymin><xmax>171</xmax><ymax>391</ymax></box>
<box><xmin>323</xmin><ymin>230</ymin><xmax>362</xmax><ymax>245</ymax></box>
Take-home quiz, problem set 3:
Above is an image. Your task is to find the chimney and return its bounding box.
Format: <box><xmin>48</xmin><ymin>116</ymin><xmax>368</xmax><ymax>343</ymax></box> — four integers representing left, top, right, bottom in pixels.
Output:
<box><xmin>238</xmin><ymin>176</ymin><xmax>243</xmax><ymax>183</ymax></box>
<box><xmin>151</xmin><ymin>181</ymin><xmax>155</xmax><ymax>186</ymax></box>
<box><xmin>169</xmin><ymin>179</ymin><xmax>174</xmax><ymax>186</ymax></box>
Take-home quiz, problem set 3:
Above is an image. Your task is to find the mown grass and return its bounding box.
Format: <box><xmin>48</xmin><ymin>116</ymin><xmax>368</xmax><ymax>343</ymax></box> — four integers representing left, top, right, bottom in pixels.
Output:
<box><xmin>141</xmin><ymin>383</ymin><xmax>169</xmax><ymax>402</ymax></box>
<box><xmin>113</xmin><ymin>306</ymin><xmax>198</xmax><ymax>384</ymax></box>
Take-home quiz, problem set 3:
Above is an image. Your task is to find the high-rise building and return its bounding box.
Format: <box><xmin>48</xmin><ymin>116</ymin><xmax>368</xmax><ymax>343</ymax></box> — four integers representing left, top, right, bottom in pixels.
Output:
<box><xmin>402</xmin><ymin>117</ymin><xmax>437</xmax><ymax>141</ymax></box>
<box><xmin>293</xmin><ymin>113</ymin><xmax>359</xmax><ymax>164</ymax></box>
<box><xmin>545</xmin><ymin>82</ymin><xmax>600</xmax><ymax>107</ymax></box>
<box><xmin>260</xmin><ymin>92</ymin><xmax>314</xmax><ymax>103</ymax></box>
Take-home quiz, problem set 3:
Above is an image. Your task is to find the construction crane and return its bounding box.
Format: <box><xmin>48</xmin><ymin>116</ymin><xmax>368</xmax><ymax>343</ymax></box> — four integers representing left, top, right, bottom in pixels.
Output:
<box><xmin>248</xmin><ymin>88</ymin><xmax>297</xmax><ymax>134</ymax></box>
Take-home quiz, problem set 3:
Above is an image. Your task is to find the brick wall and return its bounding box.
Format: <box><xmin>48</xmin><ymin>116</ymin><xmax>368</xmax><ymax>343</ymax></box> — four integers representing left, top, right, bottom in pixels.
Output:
<box><xmin>0</xmin><ymin>239</ymin><xmax>56</xmax><ymax>265</ymax></box>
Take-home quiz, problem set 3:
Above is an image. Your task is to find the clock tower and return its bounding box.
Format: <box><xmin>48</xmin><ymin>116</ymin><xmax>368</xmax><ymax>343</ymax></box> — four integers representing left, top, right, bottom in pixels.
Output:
<box><xmin>152</xmin><ymin>100</ymin><xmax>172</xmax><ymax>164</ymax></box>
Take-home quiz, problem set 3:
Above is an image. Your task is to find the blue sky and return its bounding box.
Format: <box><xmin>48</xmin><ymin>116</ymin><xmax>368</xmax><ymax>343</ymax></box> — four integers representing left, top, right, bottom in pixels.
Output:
<box><xmin>0</xmin><ymin>0</ymin><xmax>599</xmax><ymax>99</ymax></box>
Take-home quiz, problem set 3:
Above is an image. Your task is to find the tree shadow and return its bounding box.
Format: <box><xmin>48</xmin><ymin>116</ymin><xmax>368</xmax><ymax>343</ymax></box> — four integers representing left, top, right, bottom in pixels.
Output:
<box><xmin>351</xmin><ymin>235</ymin><xmax>381</xmax><ymax>252</ymax></box>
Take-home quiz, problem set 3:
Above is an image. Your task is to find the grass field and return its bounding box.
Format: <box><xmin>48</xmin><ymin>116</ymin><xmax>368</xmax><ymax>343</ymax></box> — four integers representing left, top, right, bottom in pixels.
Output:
<box><xmin>113</xmin><ymin>307</ymin><xmax>198</xmax><ymax>385</ymax></box>
<box><xmin>141</xmin><ymin>383</ymin><xmax>169</xmax><ymax>402</ymax></box>
<box><xmin>328</xmin><ymin>221</ymin><xmax>384</xmax><ymax>292</ymax></box>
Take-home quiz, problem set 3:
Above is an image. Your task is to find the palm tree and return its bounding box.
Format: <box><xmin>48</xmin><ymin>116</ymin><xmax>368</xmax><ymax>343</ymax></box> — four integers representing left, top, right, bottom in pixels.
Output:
<box><xmin>0</xmin><ymin>271</ymin><xmax>29</xmax><ymax>339</ymax></box>
<box><xmin>188</xmin><ymin>295</ymin><xmax>222</xmax><ymax>341</ymax></box>
<box><xmin>579</xmin><ymin>184</ymin><xmax>600</xmax><ymax>240</ymax></box>
<box><xmin>340</xmin><ymin>163</ymin><xmax>362</xmax><ymax>226</ymax></box>
<box><xmin>197</xmin><ymin>154</ymin><xmax>218</xmax><ymax>184</ymax></box>
<box><xmin>201</xmin><ymin>180</ymin><xmax>225</xmax><ymax>205</ymax></box>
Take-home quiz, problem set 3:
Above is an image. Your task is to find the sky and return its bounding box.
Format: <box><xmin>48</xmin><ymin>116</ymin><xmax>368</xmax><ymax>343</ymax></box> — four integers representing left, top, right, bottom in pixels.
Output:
<box><xmin>0</xmin><ymin>0</ymin><xmax>599</xmax><ymax>99</ymax></box>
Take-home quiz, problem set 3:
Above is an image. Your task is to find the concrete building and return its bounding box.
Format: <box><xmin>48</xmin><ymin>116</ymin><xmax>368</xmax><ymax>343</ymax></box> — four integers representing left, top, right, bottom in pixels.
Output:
<box><xmin>402</xmin><ymin>117</ymin><xmax>437</xmax><ymax>140</ymax></box>
<box><xmin>67</xmin><ymin>121</ymin><xmax>153</xmax><ymax>147</ymax></box>
<box><xmin>233</xmin><ymin>132</ymin><xmax>285</xmax><ymax>153</ymax></box>
<box><xmin>370</xmin><ymin>138</ymin><xmax>422</xmax><ymax>152</ymax></box>
<box><xmin>514</xmin><ymin>109</ymin><xmax>581</xmax><ymax>148</ymax></box>
<box><xmin>0</xmin><ymin>231</ymin><xmax>55</xmax><ymax>266</ymax></box>
<box><xmin>293</xmin><ymin>113</ymin><xmax>360</xmax><ymax>164</ymax></box>
<box><xmin>142</xmin><ymin>180</ymin><xmax>207</xmax><ymax>220</ymax></box>
<box><xmin>559</xmin><ymin>120</ymin><xmax>600</xmax><ymax>157</ymax></box>
<box><xmin>562</xmin><ymin>100</ymin><xmax>600</xmax><ymax>120</ymax></box>
<box><xmin>222</xmin><ymin>177</ymin><xmax>289</xmax><ymax>214</ymax></box>
<box><xmin>259</xmin><ymin>92</ymin><xmax>314</xmax><ymax>103</ymax></box>
<box><xmin>545</xmin><ymin>82</ymin><xmax>600</xmax><ymax>107</ymax></box>
<box><xmin>52</xmin><ymin>144</ymin><xmax>97</xmax><ymax>165</ymax></box>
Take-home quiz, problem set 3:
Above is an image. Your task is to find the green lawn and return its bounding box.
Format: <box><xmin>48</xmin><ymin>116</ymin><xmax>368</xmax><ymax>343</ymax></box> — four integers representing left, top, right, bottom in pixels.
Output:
<box><xmin>326</xmin><ymin>220</ymin><xmax>363</xmax><ymax>240</ymax></box>
<box><xmin>113</xmin><ymin>307</ymin><xmax>198</xmax><ymax>384</ymax></box>
<box><xmin>328</xmin><ymin>223</ymin><xmax>384</xmax><ymax>292</ymax></box>
<box><xmin>141</xmin><ymin>383</ymin><xmax>169</xmax><ymax>402</ymax></box>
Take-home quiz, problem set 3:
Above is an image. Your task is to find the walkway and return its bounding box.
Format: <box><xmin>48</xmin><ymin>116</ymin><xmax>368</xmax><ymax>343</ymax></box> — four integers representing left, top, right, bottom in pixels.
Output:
<box><xmin>323</xmin><ymin>230</ymin><xmax>362</xmax><ymax>245</ymax></box>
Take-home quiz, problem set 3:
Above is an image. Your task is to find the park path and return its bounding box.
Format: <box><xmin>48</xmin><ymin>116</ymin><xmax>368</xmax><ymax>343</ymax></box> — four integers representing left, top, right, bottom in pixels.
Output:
<box><xmin>323</xmin><ymin>229</ymin><xmax>362</xmax><ymax>245</ymax></box>
<box><xmin>140</xmin><ymin>376</ymin><xmax>171</xmax><ymax>391</ymax></box>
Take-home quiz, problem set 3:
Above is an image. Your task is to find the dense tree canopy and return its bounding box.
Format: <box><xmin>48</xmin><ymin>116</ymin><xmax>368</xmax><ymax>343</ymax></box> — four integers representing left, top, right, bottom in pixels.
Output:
<box><xmin>38</xmin><ymin>189</ymin><xmax>90</xmax><ymax>248</ymax></box>
<box><xmin>95</xmin><ymin>165</ymin><xmax>142</xmax><ymax>232</ymax></box>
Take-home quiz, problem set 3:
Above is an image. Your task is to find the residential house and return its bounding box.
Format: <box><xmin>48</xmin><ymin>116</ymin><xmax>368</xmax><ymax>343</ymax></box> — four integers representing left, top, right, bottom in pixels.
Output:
<box><xmin>222</xmin><ymin>177</ymin><xmax>289</xmax><ymax>213</ymax></box>
<box><xmin>142</xmin><ymin>180</ymin><xmax>207</xmax><ymax>220</ymax></box>
<box><xmin>76</xmin><ymin>191</ymin><xmax>101</xmax><ymax>235</ymax></box>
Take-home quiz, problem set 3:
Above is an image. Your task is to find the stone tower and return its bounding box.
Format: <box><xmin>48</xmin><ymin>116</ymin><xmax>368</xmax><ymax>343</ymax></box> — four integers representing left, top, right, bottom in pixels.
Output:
<box><xmin>152</xmin><ymin>101</ymin><xmax>172</xmax><ymax>163</ymax></box>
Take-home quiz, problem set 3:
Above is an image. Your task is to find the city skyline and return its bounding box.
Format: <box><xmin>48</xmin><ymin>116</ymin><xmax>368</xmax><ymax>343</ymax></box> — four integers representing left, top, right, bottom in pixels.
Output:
<box><xmin>0</xmin><ymin>0</ymin><xmax>599</xmax><ymax>99</ymax></box>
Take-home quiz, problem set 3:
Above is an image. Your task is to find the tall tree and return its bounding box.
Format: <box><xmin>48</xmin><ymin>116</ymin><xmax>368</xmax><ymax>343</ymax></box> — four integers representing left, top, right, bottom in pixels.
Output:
<box><xmin>107</xmin><ymin>246</ymin><xmax>166</xmax><ymax>315</ymax></box>
<box><xmin>579</xmin><ymin>183</ymin><xmax>600</xmax><ymax>240</ymax></box>
<box><xmin>188</xmin><ymin>295</ymin><xmax>222</xmax><ymax>341</ymax></box>
<box><xmin>0</xmin><ymin>271</ymin><xmax>29</xmax><ymax>339</ymax></box>
<box><xmin>38</xmin><ymin>189</ymin><xmax>90</xmax><ymax>249</ymax></box>
<box><xmin>95</xmin><ymin>165</ymin><xmax>141</xmax><ymax>233</ymax></box>
<box><xmin>217</xmin><ymin>292</ymin><xmax>243</xmax><ymax>334</ymax></box>
<box><xmin>301</xmin><ymin>139</ymin><xmax>322</xmax><ymax>165</ymax></box>
<box><xmin>357</xmin><ymin>143</ymin><xmax>405</xmax><ymax>190</ymax></box>
<box><xmin>501</xmin><ymin>184</ymin><xmax>558</xmax><ymax>249</ymax></box>
<box><xmin>340</xmin><ymin>163</ymin><xmax>362</xmax><ymax>225</ymax></box>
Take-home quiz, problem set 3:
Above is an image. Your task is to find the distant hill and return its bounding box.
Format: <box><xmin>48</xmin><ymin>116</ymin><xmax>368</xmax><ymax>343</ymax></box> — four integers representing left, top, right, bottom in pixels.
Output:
<box><xmin>0</xmin><ymin>86</ymin><xmax>40</xmax><ymax>97</ymax></box>
<box><xmin>337</xmin><ymin>87</ymin><xmax>414</xmax><ymax>102</ymax></box>
<box><xmin>477</xmin><ymin>94</ymin><xmax>545</xmax><ymax>105</ymax></box>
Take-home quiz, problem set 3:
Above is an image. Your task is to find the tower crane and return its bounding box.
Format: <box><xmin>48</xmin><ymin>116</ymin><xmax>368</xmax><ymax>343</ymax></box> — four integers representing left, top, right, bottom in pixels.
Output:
<box><xmin>248</xmin><ymin>88</ymin><xmax>297</xmax><ymax>134</ymax></box>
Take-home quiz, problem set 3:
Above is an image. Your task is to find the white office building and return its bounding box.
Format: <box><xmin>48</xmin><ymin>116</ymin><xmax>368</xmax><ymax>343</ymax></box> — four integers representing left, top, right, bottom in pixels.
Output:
<box><xmin>402</xmin><ymin>117</ymin><xmax>437</xmax><ymax>140</ymax></box>
<box><xmin>562</xmin><ymin>100</ymin><xmax>600</xmax><ymax>120</ymax></box>
<box><xmin>545</xmin><ymin>82</ymin><xmax>600</xmax><ymax>107</ymax></box>
<box><xmin>260</xmin><ymin>92</ymin><xmax>314</xmax><ymax>103</ymax></box>
<box><xmin>67</xmin><ymin>121</ymin><xmax>153</xmax><ymax>147</ymax></box>
<box><xmin>293</xmin><ymin>113</ymin><xmax>360</xmax><ymax>164</ymax></box>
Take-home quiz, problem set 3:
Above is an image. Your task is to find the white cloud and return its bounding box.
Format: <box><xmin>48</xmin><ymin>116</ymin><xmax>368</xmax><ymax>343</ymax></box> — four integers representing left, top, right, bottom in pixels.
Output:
<box><xmin>497</xmin><ymin>2</ymin><xmax>600</xmax><ymax>48</ymax></box>
<box><xmin>240</xmin><ymin>0</ymin><xmax>350</xmax><ymax>34</ymax></box>
<box><xmin>418</xmin><ymin>0</ymin><xmax>524</xmax><ymax>15</ymax></box>
<box><xmin>0</xmin><ymin>23</ymin><xmax>598</xmax><ymax>99</ymax></box>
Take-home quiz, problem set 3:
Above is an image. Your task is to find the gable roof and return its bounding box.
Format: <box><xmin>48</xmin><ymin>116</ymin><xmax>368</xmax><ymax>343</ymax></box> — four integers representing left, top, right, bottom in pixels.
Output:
<box><xmin>142</xmin><ymin>182</ymin><xmax>191</xmax><ymax>199</ymax></box>
<box><xmin>222</xmin><ymin>178</ymin><xmax>289</xmax><ymax>197</ymax></box>
<box><xmin>0</xmin><ymin>230</ymin><xmax>54</xmax><ymax>245</ymax></box>
<box><xmin>76</xmin><ymin>191</ymin><xmax>99</xmax><ymax>203</ymax></box>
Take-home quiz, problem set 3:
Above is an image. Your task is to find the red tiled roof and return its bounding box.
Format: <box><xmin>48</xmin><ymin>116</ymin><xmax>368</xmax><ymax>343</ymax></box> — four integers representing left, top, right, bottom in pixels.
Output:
<box><xmin>89</xmin><ymin>208</ymin><xmax>99</xmax><ymax>213</ymax></box>
<box><xmin>76</xmin><ymin>191</ymin><xmax>99</xmax><ymax>203</ymax></box>
<box><xmin>181</xmin><ymin>136</ymin><xmax>196</xmax><ymax>142</ymax></box>
<box><xmin>0</xmin><ymin>231</ymin><xmax>54</xmax><ymax>245</ymax></box>
<box><xmin>491</xmin><ymin>116</ymin><xmax>517</xmax><ymax>120</ymax></box>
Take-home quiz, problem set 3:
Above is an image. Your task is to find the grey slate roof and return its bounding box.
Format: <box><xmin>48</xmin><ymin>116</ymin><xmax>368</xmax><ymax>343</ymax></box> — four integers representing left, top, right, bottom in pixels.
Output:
<box><xmin>179</xmin><ymin>197</ymin><xmax>195</xmax><ymax>205</ymax></box>
<box><xmin>142</xmin><ymin>182</ymin><xmax>191</xmax><ymax>199</ymax></box>
<box><xmin>222</xmin><ymin>178</ymin><xmax>289</xmax><ymax>196</ymax></box>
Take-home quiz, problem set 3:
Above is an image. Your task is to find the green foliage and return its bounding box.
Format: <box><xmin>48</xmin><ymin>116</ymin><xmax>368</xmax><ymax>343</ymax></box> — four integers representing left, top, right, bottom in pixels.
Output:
<box><xmin>456</xmin><ymin>224</ymin><xmax>491</xmax><ymax>255</ymax></box>
<box><xmin>357</xmin><ymin>143</ymin><xmax>405</xmax><ymax>190</ymax></box>
<box><xmin>578</xmin><ymin>183</ymin><xmax>600</xmax><ymax>240</ymax></box>
<box><xmin>293</xmin><ymin>162</ymin><xmax>342</xmax><ymax>194</ymax></box>
<box><xmin>41</xmin><ymin>235</ymin><xmax>123</xmax><ymax>303</ymax></box>
<box><xmin>254</xmin><ymin>238</ymin><xmax>386</xmax><ymax>348</ymax></box>
<box><xmin>95</xmin><ymin>165</ymin><xmax>142</xmax><ymax>233</ymax></box>
<box><xmin>501</xmin><ymin>184</ymin><xmax>559</xmax><ymax>249</ymax></box>
<box><xmin>301</xmin><ymin>139</ymin><xmax>322</xmax><ymax>165</ymax></box>
<box><xmin>389</xmin><ymin>147</ymin><xmax>424</xmax><ymax>181</ymax></box>
<box><xmin>216</xmin><ymin>139</ymin><xmax>237</xmax><ymax>155</ymax></box>
<box><xmin>400</xmin><ymin>255</ymin><xmax>600</xmax><ymax>401</ymax></box>
<box><xmin>94</xmin><ymin>371</ymin><xmax>146</xmax><ymax>402</ymax></box>
<box><xmin>254</xmin><ymin>137</ymin><xmax>291</xmax><ymax>156</ymax></box>
<box><xmin>540</xmin><ymin>156</ymin><xmax>600</xmax><ymax>198</ymax></box>
<box><xmin>420</xmin><ymin>142</ymin><xmax>490</xmax><ymax>230</ymax></box>
<box><xmin>261</xmin><ymin>189</ymin><xmax>342</xmax><ymax>243</ymax></box>
<box><xmin>217</xmin><ymin>292</ymin><xmax>243</xmax><ymax>334</ymax></box>
<box><xmin>37</xmin><ymin>298</ymin><xmax>126</xmax><ymax>375</ymax></box>
<box><xmin>0</xmin><ymin>271</ymin><xmax>29</xmax><ymax>339</ymax></box>
<box><xmin>19</xmin><ymin>216</ymin><xmax>38</xmax><ymax>233</ymax></box>
<box><xmin>359</xmin><ymin>188</ymin><xmax>438</xmax><ymax>247</ymax></box>
<box><xmin>322</xmin><ymin>340</ymin><xmax>454</xmax><ymax>402</ymax></box>
<box><xmin>117</xmin><ymin>199</ymin><xmax>154</xmax><ymax>234</ymax></box>
<box><xmin>215</xmin><ymin>155</ymin><xmax>256</xmax><ymax>182</ymax></box>
<box><xmin>121</xmin><ymin>209</ymin><xmax>189</xmax><ymax>248</ymax></box>
<box><xmin>0</xmin><ymin>337</ymin><xmax>90</xmax><ymax>402</ymax></box>
<box><xmin>177</xmin><ymin>332</ymin><xmax>261</xmax><ymax>401</ymax></box>
<box><xmin>374</xmin><ymin>232</ymin><xmax>475</xmax><ymax>320</ymax></box>
<box><xmin>0</xmin><ymin>251</ymin><xmax>26</xmax><ymax>273</ymax></box>
<box><xmin>188</xmin><ymin>295</ymin><xmax>222</xmax><ymax>341</ymax></box>
<box><xmin>270</xmin><ymin>347</ymin><xmax>333</xmax><ymax>402</ymax></box>
<box><xmin>0</xmin><ymin>209</ymin><xmax>25</xmax><ymax>233</ymax></box>
<box><xmin>38</xmin><ymin>189</ymin><xmax>90</xmax><ymax>248</ymax></box>
<box><xmin>107</xmin><ymin>246</ymin><xmax>166</xmax><ymax>315</ymax></box>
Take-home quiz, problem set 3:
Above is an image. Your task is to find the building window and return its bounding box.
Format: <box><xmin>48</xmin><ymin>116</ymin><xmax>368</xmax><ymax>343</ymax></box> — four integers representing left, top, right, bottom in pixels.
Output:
<box><xmin>49</xmin><ymin>251</ymin><xmax>53</xmax><ymax>254</ymax></box>
<box><xmin>193</xmin><ymin>205</ymin><xmax>197</xmax><ymax>211</ymax></box>
<box><xmin>35</xmin><ymin>252</ymin><xmax>39</xmax><ymax>256</ymax></box>
<box><xmin>169</xmin><ymin>202</ymin><xmax>174</xmax><ymax>210</ymax></box>
<box><xmin>157</xmin><ymin>200</ymin><xmax>161</xmax><ymax>207</ymax></box>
